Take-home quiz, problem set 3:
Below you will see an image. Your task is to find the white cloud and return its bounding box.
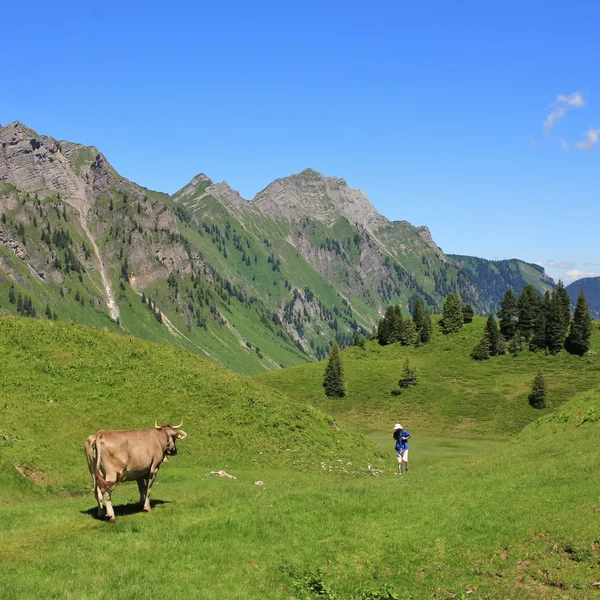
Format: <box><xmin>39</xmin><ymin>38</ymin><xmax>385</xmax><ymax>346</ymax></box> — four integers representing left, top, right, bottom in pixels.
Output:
<box><xmin>575</xmin><ymin>127</ymin><xmax>600</xmax><ymax>151</ymax></box>
<box><xmin>557</xmin><ymin>91</ymin><xmax>585</xmax><ymax>107</ymax></box>
<box><xmin>560</xmin><ymin>139</ymin><xmax>569</xmax><ymax>150</ymax></box>
<box><xmin>543</xmin><ymin>91</ymin><xmax>585</xmax><ymax>135</ymax></box>
<box><xmin>543</xmin><ymin>106</ymin><xmax>568</xmax><ymax>134</ymax></box>
<box><xmin>567</xmin><ymin>269</ymin><xmax>583</xmax><ymax>278</ymax></box>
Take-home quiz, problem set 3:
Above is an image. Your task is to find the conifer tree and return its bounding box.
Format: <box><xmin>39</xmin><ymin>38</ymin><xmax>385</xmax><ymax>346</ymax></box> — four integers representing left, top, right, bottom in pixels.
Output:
<box><xmin>555</xmin><ymin>280</ymin><xmax>572</xmax><ymax>339</ymax></box>
<box><xmin>17</xmin><ymin>293</ymin><xmax>23</xmax><ymax>315</ymax></box>
<box><xmin>462</xmin><ymin>304</ymin><xmax>474</xmax><ymax>323</ymax></box>
<box><xmin>389</xmin><ymin>306</ymin><xmax>404</xmax><ymax>344</ymax></box>
<box><xmin>420</xmin><ymin>313</ymin><xmax>432</xmax><ymax>344</ymax></box>
<box><xmin>485</xmin><ymin>314</ymin><xmax>501</xmax><ymax>355</ymax></box>
<box><xmin>545</xmin><ymin>291</ymin><xmax>566</xmax><ymax>354</ymax></box>
<box><xmin>565</xmin><ymin>290</ymin><xmax>593</xmax><ymax>355</ymax></box>
<box><xmin>507</xmin><ymin>330</ymin><xmax>524</xmax><ymax>355</ymax></box>
<box><xmin>497</xmin><ymin>288</ymin><xmax>518</xmax><ymax>340</ymax></box>
<box><xmin>517</xmin><ymin>285</ymin><xmax>540</xmax><ymax>340</ymax></box>
<box><xmin>441</xmin><ymin>293</ymin><xmax>463</xmax><ymax>334</ymax></box>
<box><xmin>377</xmin><ymin>305</ymin><xmax>396</xmax><ymax>345</ymax></box>
<box><xmin>45</xmin><ymin>303</ymin><xmax>53</xmax><ymax>319</ymax></box>
<box><xmin>398</xmin><ymin>358</ymin><xmax>417</xmax><ymax>388</ymax></box>
<box><xmin>8</xmin><ymin>285</ymin><xmax>15</xmax><ymax>304</ymax></box>
<box><xmin>323</xmin><ymin>341</ymin><xmax>345</xmax><ymax>397</ymax></box>
<box><xmin>528</xmin><ymin>370</ymin><xmax>547</xmax><ymax>409</ymax></box>
<box><xmin>471</xmin><ymin>331</ymin><xmax>491</xmax><ymax>360</ymax></box>
<box><xmin>530</xmin><ymin>291</ymin><xmax>550</xmax><ymax>351</ymax></box>
<box><xmin>398</xmin><ymin>318</ymin><xmax>417</xmax><ymax>346</ymax></box>
<box><xmin>411</xmin><ymin>298</ymin><xmax>424</xmax><ymax>332</ymax></box>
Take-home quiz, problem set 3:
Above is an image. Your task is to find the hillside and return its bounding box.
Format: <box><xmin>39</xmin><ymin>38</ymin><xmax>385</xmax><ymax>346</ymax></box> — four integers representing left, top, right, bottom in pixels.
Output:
<box><xmin>1</xmin><ymin>318</ymin><xmax>599</xmax><ymax>598</ymax></box>
<box><xmin>0</xmin><ymin>318</ymin><xmax>379</xmax><ymax>496</ymax></box>
<box><xmin>256</xmin><ymin>315</ymin><xmax>600</xmax><ymax>437</ymax></box>
<box><xmin>1</xmin><ymin>121</ymin><xmax>556</xmax><ymax>374</ymax></box>
<box><xmin>449</xmin><ymin>254</ymin><xmax>555</xmax><ymax>312</ymax></box>
<box><xmin>567</xmin><ymin>276</ymin><xmax>600</xmax><ymax>319</ymax></box>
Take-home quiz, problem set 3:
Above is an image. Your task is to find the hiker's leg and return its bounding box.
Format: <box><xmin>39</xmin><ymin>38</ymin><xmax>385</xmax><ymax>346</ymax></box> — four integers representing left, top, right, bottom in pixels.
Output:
<box><xmin>403</xmin><ymin>449</ymin><xmax>409</xmax><ymax>473</ymax></box>
<box><xmin>396</xmin><ymin>452</ymin><xmax>402</xmax><ymax>474</ymax></box>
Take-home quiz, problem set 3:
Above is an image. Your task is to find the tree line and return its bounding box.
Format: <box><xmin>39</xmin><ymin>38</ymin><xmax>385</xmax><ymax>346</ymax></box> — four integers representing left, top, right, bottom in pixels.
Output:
<box><xmin>471</xmin><ymin>283</ymin><xmax>593</xmax><ymax>359</ymax></box>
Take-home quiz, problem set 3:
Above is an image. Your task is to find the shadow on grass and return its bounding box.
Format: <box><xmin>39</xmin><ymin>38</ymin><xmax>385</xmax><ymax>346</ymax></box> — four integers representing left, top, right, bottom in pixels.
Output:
<box><xmin>81</xmin><ymin>499</ymin><xmax>170</xmax><ymax>520</ymax></box>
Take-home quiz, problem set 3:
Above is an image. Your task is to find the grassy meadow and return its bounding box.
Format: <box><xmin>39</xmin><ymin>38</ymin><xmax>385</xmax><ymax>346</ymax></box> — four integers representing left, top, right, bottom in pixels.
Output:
<box><xmin>256</xmin><ymin>316</ymin><xmax>600</xmax><ymax>437</ymax></box>
<box><xmin>1</xmin><ymin>317</ymin><xmax>599</xmax><ymax>598</ymax></box>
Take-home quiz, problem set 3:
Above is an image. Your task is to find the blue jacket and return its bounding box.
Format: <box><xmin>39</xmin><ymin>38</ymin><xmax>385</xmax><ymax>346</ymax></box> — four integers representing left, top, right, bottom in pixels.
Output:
<box><xmin>393</xmin><ymin>429</ymin><xmax>410</xmax><ymax>452</ymax></box>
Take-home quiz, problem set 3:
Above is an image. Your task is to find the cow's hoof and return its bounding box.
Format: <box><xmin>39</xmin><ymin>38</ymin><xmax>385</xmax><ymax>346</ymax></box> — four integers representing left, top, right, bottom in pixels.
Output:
<box><xmin>109</xmin><ymin>516</ymin><xmax>116</xmax><ymax>523</ymax></box>
<box><xmin>143</xmin><ymin>506</ymin><xmax>151</xmax><ymax>512</ymax></box>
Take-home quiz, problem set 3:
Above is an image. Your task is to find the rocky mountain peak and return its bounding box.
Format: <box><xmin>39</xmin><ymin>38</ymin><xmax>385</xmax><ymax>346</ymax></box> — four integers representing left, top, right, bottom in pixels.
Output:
<box><xmin>416</xmin><ymin>225</ymin><xmax>444</xmax><ymax>256</ymax></box>
<box><xmin>252</xmin><ymin>169</ymin><xmax>387</xmax><ymax>230</ymax></box>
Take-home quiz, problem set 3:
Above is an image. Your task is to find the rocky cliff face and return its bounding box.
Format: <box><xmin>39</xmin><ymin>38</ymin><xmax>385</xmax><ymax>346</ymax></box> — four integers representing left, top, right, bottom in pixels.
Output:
<box><xmin>252</xmin><ymin>168</ymin><xmax>388</xmax><ymax>231</ymax></box>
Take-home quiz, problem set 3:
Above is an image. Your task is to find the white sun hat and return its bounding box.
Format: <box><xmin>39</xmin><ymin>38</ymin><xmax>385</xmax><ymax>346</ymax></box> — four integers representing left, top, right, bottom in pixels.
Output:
<box><xmin>394</xmin><ymin>423</ymin><xmax>402</xmax><ymax>430</ymax></box>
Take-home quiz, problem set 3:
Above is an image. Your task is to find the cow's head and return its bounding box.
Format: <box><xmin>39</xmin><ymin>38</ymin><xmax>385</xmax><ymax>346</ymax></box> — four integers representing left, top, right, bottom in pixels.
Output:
<box><xmin>155</xmin><ymin>421</ymin><xmax>187</xmax><ymax>457</ymax></box>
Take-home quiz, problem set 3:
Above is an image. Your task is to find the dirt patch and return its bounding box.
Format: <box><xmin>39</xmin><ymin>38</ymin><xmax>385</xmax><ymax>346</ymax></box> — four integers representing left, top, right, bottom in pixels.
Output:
<box><xmin>14</xmin><ymin>463</ymin><xmax>47</xmax><ymax>485</ymax></box>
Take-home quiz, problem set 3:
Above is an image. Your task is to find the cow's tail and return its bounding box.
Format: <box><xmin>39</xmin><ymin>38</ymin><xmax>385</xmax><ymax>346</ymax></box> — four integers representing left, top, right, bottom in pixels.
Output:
<box><xmin>93</xmin><ymin>436</ymin><xmax>111</xmax><ymax>491</ymax></box>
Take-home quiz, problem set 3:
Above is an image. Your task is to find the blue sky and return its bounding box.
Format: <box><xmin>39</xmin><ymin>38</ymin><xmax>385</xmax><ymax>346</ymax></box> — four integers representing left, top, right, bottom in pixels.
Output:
<box><xmin>2</xmin><ymin>0</ymin><xmax>598</xmax><ymax>284</ymax></box>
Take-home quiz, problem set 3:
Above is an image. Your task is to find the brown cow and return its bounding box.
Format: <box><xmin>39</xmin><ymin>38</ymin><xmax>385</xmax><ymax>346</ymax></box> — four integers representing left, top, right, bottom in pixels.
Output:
<box><xmin>85</xmin><ymin>421</ymin><xmax>187</xmax><ymax>522</ymax></box>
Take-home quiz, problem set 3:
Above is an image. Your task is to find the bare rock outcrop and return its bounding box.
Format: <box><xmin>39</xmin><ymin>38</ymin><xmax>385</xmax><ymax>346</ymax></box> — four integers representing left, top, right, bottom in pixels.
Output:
<box><xmin>252</xmin><ymin>168</ymin><xmax>388</xmax><ymax>231</ymax></box>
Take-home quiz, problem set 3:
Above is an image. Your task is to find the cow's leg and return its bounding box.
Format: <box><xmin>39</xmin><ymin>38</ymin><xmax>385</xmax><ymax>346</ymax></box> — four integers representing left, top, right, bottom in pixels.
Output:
<box><xmin>143</xmin><ymin>469</ymin><xmax>159</xmax><ymax>512</ymax></box>
<box><xmin>100</xmin><ymin>471</ymin><xmax>118</xmax><ymax>523</ymax></box>
<box><xmin>137</xmin><ymin>478</ymin><xmax>147</xmax><ymax>507</ymax></box>
<box><xmin>94</xmin><ymin>477</ymin><xmax>104</xmax><ymax>517</ymax></box>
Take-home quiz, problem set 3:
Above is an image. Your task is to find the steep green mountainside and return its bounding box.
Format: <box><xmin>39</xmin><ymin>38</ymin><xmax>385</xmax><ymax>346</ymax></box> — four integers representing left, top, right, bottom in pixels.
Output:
<box><xmin>256</xmin><ymin>315</ymin><xmax>600</xmax><ymax>436</ymax></box>
<box><xmin>0</xmin><ymin>318</ymin><xmax>378</xmax><ymax>495</ymax></box>
<box><xmin>567</xmin><ymin>276</ymin><xmax>600</xmax><ymax>318</ymax></box>
<box><xmin>1</xmin><ymin>121</ymin><xmax>556</xmax><ymax>373</ymax></box>
<box><xmin>449</xmin><ymin>254</ymin><xmax>555</xmax><ymax>312</ymax></box>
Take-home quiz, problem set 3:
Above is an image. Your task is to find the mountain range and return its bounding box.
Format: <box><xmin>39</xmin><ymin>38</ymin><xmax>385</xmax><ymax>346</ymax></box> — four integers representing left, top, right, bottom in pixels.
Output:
<box><xmin>0</xmin><ymin>121</ymin><xmax>555</xmax><ymax>372</ymax></box>
<box><xmin>566</xmin><ymin>277</ymin><xmax>600</xmax><ymax>319</ymax></box>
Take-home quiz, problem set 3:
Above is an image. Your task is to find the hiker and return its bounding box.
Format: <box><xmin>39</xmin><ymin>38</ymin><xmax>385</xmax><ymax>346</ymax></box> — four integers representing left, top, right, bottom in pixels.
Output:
<box><xmin>393</xmin><ymin>423</ymin><xmax>410</xmax><ymax>475</ymax></box>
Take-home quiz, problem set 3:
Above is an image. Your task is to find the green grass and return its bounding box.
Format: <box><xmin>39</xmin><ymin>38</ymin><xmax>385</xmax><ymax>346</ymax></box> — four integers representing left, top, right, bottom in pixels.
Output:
<box><xmin>1</xmin><ymin>318</ymin><xmax>600</xmax><ymax>599</ymax></box>
<box><xmin>256</xmin><ymin>316</ymin><xmax>600</xmax><ymax>437</ymax></box>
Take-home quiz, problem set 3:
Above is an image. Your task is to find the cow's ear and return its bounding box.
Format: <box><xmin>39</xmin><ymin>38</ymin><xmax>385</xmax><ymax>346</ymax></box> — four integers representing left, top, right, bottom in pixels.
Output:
<box><xmin>176</xmin><ymin>431</ymin><xmax>187</xmax><ymax>439</ymax></box>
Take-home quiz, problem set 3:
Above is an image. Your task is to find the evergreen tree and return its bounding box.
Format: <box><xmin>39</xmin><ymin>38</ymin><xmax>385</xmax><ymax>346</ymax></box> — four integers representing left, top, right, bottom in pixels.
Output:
<box><xmin>141</xmin><ymin>291</ymin><xmax>147</xmax><ymax>304</ymax></box>
<box><xmin>485</xmin><ymin>314</ymin><xmax>501</xmax><ymax>355</ymax></box>
<box><xmin>323</xmin><ymin>341</ymin><xmax>345</xmax><ymax>397</ymax></box>
<box><xmin>16</xmin><ymin>293</ymin><xmax>23</xmax><ymax>315</ymax></box>
<box><xmin>471</xmin><ymin>331</ymin><xmax>491</xmax><ymax>360</ymax></box>
<box><xmin>399</xmin><ymin>318</ymin><xmax>417</xmax><ymax>346</ymax></box>
<box><xmin>545</xmin><ymin>291</ymin><xmax>566</xmax><ymax>354</ymax></box>
<box><xmin>528</xmin><ymin>370</ymin><xmax>547</xmax><ymax>409</ymax></box>
<box><xmin>507</xmin><ymin>330</ymin><xmax>524</xmax><ymax>355</ymax></box>
<box><xmin>352</xmin><ymin>331</ymin><xmax>366</xmax><ymax>349</ymax></box>
<box><xmin>462</xmin><ymin>304</ymin><xmax>474</xmax><ymax>323</ymax></box>
<box><xmin>517</xmin><ymin>285</ymin><xmax>540</xmax><ymax>340</ymax></box>
<box><xmin>441</xmin><ymin>293</ymin><xmax>463</xmax><ymax>334</ymax></box>
<box><xmin>530</xmin><ymin>291</ymin><xmax>550</xmax><ymax>351</ymax></box>
<box><xmin>8</xmin><ymin>285</ymin><xmax>15</xmax><ymax>304</ymax></box>
<box><xmin>565</xmin><ymin>290</ymin><xmax>593</xmax><ymax>355</ymax></box>
<box><xmin>419</xmin><ymin>313</ymin><xmax>432</xmax><ymax>344</ymax></box>
<box><xmin>389</xmin><ymin>305</ymin><xmax>404</xmax><ymax>344</ymax></box>
<box><xmin>398</xmin><ymin>358</ymin><xmax>418</xmax><ymax>388</ymax></box>
<box><xmin>497</xmin><ymin>288</ymin><xmax>518</xmax><ymax>340</ymax></box>
<box><xmin>45</xmin><ymin>303</ymin><xmax>52</xmax><ymax>319</ymax></box>
<box><xmin>411</xmin><ymin>298</ymin><xmax>424</xmax><ymax>332</ymax></box>
<box><xmin>377</xmin><ymin>306</ymin><xmax>395</xmax><ymax>345</ymax></box>
<box><xmin>555</xmin><ymin>280</ymin><xmax>572</xmax><ymax>339</ymax></box>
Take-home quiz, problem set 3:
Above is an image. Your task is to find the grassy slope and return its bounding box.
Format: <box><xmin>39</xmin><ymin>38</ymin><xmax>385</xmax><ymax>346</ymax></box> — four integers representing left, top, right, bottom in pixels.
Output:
<box><xmin>0</xmin><ymin>318</ymin><xmax>379</xmax><ymax>495</ymax></box>
<box><xmin>255</xmin><ymin>316</ymin><xmax>600</xmax><ymax>437</ymax></box>
<box><xmin>1</xmin><ymin>319</ymin><xmax>599</xmax><ymax>598</ymax></box>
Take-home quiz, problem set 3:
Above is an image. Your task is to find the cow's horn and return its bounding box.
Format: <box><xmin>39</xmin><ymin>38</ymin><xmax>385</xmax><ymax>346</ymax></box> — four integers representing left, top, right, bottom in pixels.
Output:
<box><xmin>155</xmin><ymin>421</ymin><xmax>161</xmax><ymax>429</ymax></box>
<box><xmin>173</xmin><ymin>420</ymin><xmax>184</xmax><ymax>429</ymax></box>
